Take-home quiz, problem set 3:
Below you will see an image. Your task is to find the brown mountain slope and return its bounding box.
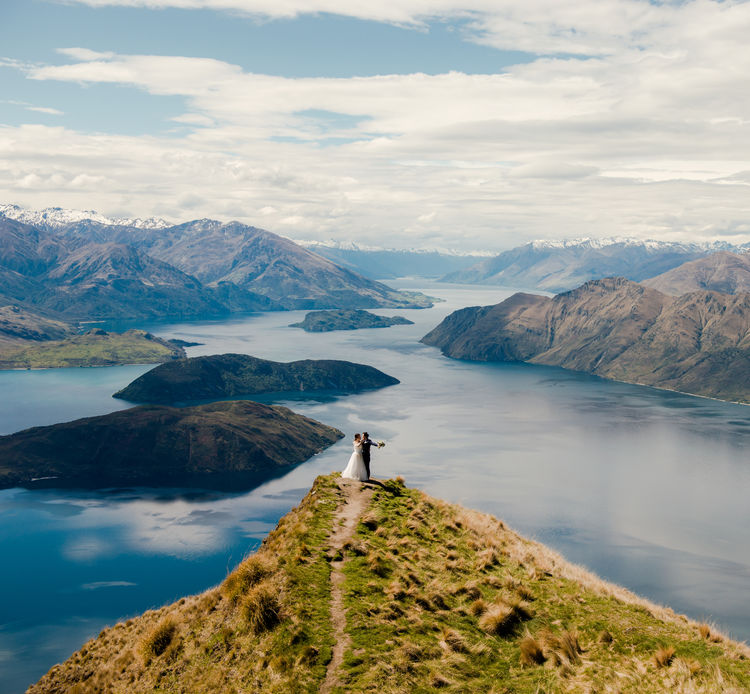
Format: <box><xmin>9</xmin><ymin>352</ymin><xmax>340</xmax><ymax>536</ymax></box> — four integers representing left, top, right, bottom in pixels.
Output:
<box><xmin>422</xmin><ymin>277</ymin><xmax>750</xmax><ymax>403</ymax></box>
<box><xmin>28</xmin><ymin>475</ymin><xmax>750</xmax><ymax>693</ymax></box>
<box><xmin>0</xmin><ymin>305</ymin><xmax>72</xmax><ymax>347</ymax></box>
<box><xmin>643</xmin><ymin>251</ymin><xmax>750</xmax><ymax>295</ymax></box>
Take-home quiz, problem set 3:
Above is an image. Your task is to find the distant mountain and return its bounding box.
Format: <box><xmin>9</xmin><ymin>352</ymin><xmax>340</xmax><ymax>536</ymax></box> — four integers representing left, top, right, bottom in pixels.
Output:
<box><xmin>442</xmin><ymin>238</ymin><xmax>733</xmax><ymax>292</ymax></box>
<box><xmin>290</xmin><ymin>309</ymin><xmax>414</xmax><ymax>332</ymax></box>
<box><xmin>422</xmin><ymin>277</ymin><xmax>750</xmax><ymax>403</ymax></box>
<box><xmin>1</xmin><ymin>205</ymin><xmax>433</xmax><ymax>311</ymax></box>
<box><xmin>0</xmin><ymin>211</ymin><xmax>431</xmax><ymax>319</ymax></box>
<box><xmin>0</xmin><ymin>400</ymin><xmax>343</xmax><ymax>490</ymax></box>
<box><xmin>643</xmin><ymin>251</ymin><xmax>750</xmax><ymax>295</ymax></box>
<box><xmin>0</xmin><ymin>328</ymin><xmax>185</xmax><ymax>369</ymax></box>
<box><xmin>305</xmin><ymin>244</ymin><xmax>485</xmax><ymax>279</ymax></box>
<box><xmin>114</xmin><ymin>353</ymin><xmax>400</xmax><ymax>403</ymax></box>
<box><xmin>0</xmin><ymin>203</ymin><xmax>169</xmax><ymax>230</ymax></box>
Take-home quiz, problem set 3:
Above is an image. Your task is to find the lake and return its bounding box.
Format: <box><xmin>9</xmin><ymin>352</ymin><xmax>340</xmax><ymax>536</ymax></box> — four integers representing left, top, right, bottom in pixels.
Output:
<box><xmin>1</xmin><ymin>280</ymin><xmax>749</xmax><ymax>692</ymax></box>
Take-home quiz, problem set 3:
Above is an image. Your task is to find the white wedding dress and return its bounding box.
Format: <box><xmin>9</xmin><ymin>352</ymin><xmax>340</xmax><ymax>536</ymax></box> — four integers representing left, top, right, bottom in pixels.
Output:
<box><xmin>341</xmin><ymin>441</ymin><xmax>368</xmax><ymax>481</ymax></box>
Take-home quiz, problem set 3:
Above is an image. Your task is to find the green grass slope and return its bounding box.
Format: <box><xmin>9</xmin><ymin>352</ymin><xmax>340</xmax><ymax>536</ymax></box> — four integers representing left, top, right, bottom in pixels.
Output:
<box><xmin>0</xmin><ymin>328</ymin><xmax>184</xmax><ymax>369</ymax></box>
<box><xmin>29</xmin><ymin>475</ymin><xmax>750</xmax><ymax>693</ymax></box>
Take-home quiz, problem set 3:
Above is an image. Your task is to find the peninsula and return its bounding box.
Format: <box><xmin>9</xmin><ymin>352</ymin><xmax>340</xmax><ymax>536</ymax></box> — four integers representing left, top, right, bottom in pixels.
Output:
<box><xmin>0</xmin><ymin>401</ymin><xmax>343</xmax><ymax>490</ymax></box>
<box><xmin>289</xmin><ymin>309</ymin><xmax>414</xmax><ymax>332</ymax></box>
<box><xmin>422</xmin><ymin>277</ymin><xmax>750</xmax><ymax>404</ymax></box>
<box><xmin>0</xmin><ymin>328</ymin><xmax>185</xmax><ymax>369</ymax></box>
<box><xmin>114</xmin><ymin>353</ymin><xmax>400</xmax><ymax>403</ymax></box>
<box><xmin>29</xmin><ymin>475</ymin><xmax>750</xmax><ymax>693</ymax></box>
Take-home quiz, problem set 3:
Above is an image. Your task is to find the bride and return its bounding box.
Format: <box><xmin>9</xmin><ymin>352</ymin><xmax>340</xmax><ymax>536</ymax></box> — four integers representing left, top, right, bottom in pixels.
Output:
<box><xmin>341</xmin><ymin>433</ymin><xmax>369</xmax><ymax>481</ymax></box>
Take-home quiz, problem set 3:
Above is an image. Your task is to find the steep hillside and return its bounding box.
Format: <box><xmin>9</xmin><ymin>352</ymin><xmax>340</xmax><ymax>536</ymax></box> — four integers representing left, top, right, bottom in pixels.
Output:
<box><xmin>28</xmin><ymin>475</ymin><xmax>750</xmax><ymax>693</ymax></box>
<box><xmin>443</xmin><ymin>239</ymin><xmax>713</xmax><ymax>292</ymax></box>
<box><xmin>0</xmin><ymin>401</ymin><xmax>343</xmax><ymax>490</ymax></box>
<box><xmin>114</xmin><ymin>353</ymin><xmax>400</xmax><ymax>403</ymax></box>
<box><xmin>422</xmin><ymin>277</ymin><xmax>750</xmax><ymax>403</ymax></box>
<box><xmin>0</xmin><ymin>328</ymin><xmax>184</xmax><ymax>369</ymax></box>
<box><xmin>643</xmin><ymin>251</ymin><xmax>750</xmax><ymax>295</ymax></box>
<box><xmin>0</xmin><ymin>305</ymin><xmax>72</xmax><ymax>346</ymax></box>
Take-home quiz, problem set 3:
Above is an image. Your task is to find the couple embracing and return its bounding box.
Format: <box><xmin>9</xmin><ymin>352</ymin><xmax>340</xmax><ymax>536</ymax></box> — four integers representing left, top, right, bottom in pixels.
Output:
<box><xmin>341</xmin><ymin>432</ymin><xmax>382</xmax><ymax>482</ymax></box>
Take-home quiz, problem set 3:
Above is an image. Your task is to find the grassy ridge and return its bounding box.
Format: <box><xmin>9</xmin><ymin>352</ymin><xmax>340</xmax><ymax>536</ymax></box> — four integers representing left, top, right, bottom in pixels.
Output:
<box><xmin>28</xmin><ymin>475</ymin><xmax>750</xmax><ymax>693</ymax></box>
<box><xmin>340</xmin><ymin>480</ymin><xmax>750</xmax><ymax>692</ymax></box>
<box><xmin>0</xmin><ymin>328</ymin><xmax>184</xmax><ymax>369</ymax></box>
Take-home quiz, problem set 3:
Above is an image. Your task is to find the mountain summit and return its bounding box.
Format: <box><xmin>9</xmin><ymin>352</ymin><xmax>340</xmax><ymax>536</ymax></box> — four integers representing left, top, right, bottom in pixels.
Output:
<box><xmin>28</xmin><ymin>474</ymin><xmax>750</xmax><ymax>692</ymax></box>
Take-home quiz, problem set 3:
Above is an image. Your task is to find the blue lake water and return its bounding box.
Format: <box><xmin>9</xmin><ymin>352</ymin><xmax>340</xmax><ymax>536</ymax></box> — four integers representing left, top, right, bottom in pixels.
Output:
<box><xmin>1</xmin><ymin>280</ymin><xmax>749</xmax><ymax>692</ymax></box>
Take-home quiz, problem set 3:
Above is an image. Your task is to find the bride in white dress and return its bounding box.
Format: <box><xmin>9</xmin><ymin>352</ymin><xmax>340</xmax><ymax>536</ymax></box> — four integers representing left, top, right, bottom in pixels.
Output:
<box><xmin>341</xmin><ymin>433</ymin><xmax>369</xmax><ymax>481</ymax></box>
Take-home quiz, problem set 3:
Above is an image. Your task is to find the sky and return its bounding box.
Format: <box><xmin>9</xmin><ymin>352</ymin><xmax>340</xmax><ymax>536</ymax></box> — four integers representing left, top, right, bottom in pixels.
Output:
<box><xmin>2</xmin><ymin>0</ymin><xmax>750</xmax><ymax>251</ymax></box>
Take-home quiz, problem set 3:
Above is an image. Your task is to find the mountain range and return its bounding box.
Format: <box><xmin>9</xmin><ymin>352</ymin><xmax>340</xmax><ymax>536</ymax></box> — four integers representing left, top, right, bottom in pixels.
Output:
<box><xmin>422</xmin><ymin>277</ymin><xmax>750</xmax><ymax>403</ymax></box>
<box><xmin>0</xmin><ymin>205</ymin><xmax>433</xmax><ymax>321</ymax></box>
<box><xmin>442</xmin><ymin>238</ymin><xmax>748</xmax><ymax>293</ymax></box>
<box><xmin>305</xmin><ymin>243</ymin><xmax>485</xmax><ymax>279</ymax></box>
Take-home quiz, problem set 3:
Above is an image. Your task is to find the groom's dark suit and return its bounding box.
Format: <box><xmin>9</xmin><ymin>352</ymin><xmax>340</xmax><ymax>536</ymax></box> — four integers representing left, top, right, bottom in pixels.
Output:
<box><xmin>361</xmin><ymin>436</ymin><xmax>375</xmax><ymax>478</ymax></box>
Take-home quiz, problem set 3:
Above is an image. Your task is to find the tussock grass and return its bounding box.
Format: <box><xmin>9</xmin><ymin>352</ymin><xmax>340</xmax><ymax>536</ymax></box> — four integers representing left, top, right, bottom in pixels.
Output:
<box><xmin>654</xmin><ymin>645</ymin><xmax>676</xmax><ymax>668</ymax></box>
<box><xmin>221</xmin><ymin>555</ymin><xmax>271</xmax><ymax>603</ymax></box>
<box><xmin>241</xmin><ymin>584</ymin><xmax>281</xmax><ymax>633</ymax></box>
<box><xmin>519</xmin><ymin>634</ymin><xmax>546</xmax><ymax>666</ymax></box>
<box><xmin>140</xmin><ymin>619</ymin><xmax>176</xmax><ymax>659</ymax></box>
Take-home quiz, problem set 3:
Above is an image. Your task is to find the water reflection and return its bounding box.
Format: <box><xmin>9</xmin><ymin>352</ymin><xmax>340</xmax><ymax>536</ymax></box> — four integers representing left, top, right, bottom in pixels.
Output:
<box><xmin>0</xmin><ymin>281</ymin><xmax>749</xmax><ymax>692</ymax></box>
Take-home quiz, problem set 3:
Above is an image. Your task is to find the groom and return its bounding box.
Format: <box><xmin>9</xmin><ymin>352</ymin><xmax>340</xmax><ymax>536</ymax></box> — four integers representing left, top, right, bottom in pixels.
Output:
<box><xmin>361</xmin><ymin>432</ymin><xmax>376</xmax><ymax>479</ymax></box>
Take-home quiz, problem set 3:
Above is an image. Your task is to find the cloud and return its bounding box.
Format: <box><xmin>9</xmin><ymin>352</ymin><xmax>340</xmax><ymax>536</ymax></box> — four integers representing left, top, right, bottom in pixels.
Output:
<box><xmin>4</xmin><ymin>1</ymin><xmax>750</xmax><ymax>249</ymax></box>
<box><xmin>26</xmin><ymin>106</ymin><xmax>64</xmax><ymax>115</ymax></box>
<box><xmin>56</xmin><ymin>1</ymin><xmax>750</xmax><ymax>57</ymax></box>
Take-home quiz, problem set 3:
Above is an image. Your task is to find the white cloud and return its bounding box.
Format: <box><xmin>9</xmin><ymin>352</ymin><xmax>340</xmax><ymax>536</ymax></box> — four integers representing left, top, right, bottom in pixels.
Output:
<box><xmin>25</xmin><ymin>106</ymin><xmax>64</xmax><ymax>115</ymax></box>
<box><xmin>4</xmin><ymin>1</ymin><xmax>750</xmax><ymax>249</ymax></box>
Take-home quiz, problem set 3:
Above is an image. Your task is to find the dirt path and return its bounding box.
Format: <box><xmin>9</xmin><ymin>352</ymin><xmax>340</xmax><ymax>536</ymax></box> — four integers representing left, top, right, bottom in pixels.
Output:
<box><xmin>320</xmin><ymin>479</ymin><xmax>374</xmax><ymax>694</ymax></box>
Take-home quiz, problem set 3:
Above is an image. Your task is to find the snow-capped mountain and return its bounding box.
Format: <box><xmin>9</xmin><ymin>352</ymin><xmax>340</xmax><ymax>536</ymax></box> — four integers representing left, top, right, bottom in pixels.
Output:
<box><xmin>442</xmin><ymin>237</ymin><xmax>749</xmax><ymax>292</ymax></box>
<box><xmin>527</xmin><ymin>237</ymin><xmax>738</xmax><ymax>252</ymax></box>
<box><xmin>0</xmin><ymin>204</ymin><xmax>170</xmax><ymax>230</ymax></box>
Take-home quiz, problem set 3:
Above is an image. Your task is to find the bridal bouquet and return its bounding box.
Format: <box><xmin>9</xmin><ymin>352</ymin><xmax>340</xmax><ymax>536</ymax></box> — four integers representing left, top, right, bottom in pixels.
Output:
<box><xmin>377</xmin><ymin>441</ymin><xmax>386</xmax><ymax>448</ymax></box>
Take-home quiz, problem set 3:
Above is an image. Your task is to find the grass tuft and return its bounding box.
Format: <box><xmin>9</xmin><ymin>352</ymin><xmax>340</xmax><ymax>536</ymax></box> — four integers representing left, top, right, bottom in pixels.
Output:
<box><xmin>140</xmin><ymin>619</ymin><xmax>176</xmax><ymax>660</ymax></box>
<box><xmin>519</xmin><ymin>634</ymin><xmax>546</xmax><ymax>667</ymax></box>
<box><xmin>241</xmin><ymin>584</ymin><xmax>281</xmax><ymax>634</ymax></box>
<box><xmin>540</xmin><ymin>629</ymin><xmax>582</xmax><ymax>666</ymax></box>
<box><xmin>478</xmin><ymin>598</ymin><xmax>532</xmax><ymax>637</ymax></box>
<box><xmin>222</xmin><ymin>556</ymin><xmax>271</xmax><ymax>604</ymax></box>
<box><xmin>653</xmin><ymin>645</ymin><xmax>676</xmax><ymax>668</ymax></box>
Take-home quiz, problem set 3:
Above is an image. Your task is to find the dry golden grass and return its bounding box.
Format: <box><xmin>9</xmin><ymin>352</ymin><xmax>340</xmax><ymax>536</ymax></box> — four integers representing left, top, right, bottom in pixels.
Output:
<box><xmin>241</xmin><ymin>583</ymin><xmax>281</xmax><ymax>633</ymax></box>
<box><xmin>519</xmin><ymin>634</ymin><xmax>546</xmax><ymax>666</ymax></box>
<box><xmin>654</xmin><ymin>645</ymin><xmax>677</xmax><ymax>668</ymax></box>
<box><xmin>139</xmin><ymin>618</ymin><xmax>176</xmax><ymax>659</ymax></box>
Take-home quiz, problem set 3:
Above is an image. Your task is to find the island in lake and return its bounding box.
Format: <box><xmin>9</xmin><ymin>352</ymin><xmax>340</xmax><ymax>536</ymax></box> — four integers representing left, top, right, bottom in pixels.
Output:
<box><xmin>422</xmin><ymin>276</ymin><xmax>750</xmax><ymax>404</ymax></box>
<box><xmin>114</xmin><ymin>353</ymin><xmax>400</xmax><ymax>403</ymax></box>
<box><xmin>289</xmin><ymin>308</ymin><xmax>414</xmax><ymax>332</ymax></box>
<box><xmin>0</xmin><ymin>401</ymin><xmax>343</xmax><ymax>490</ymax></box>
<box><xmin>0</xmin><ymin>326</ymin><xmax>185</xmax><ymax>369</ymax></box>
<box><xmin>29</xmin><ymin>474</ymin><xmax>750</xmax><ymax>693</ymax></box>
